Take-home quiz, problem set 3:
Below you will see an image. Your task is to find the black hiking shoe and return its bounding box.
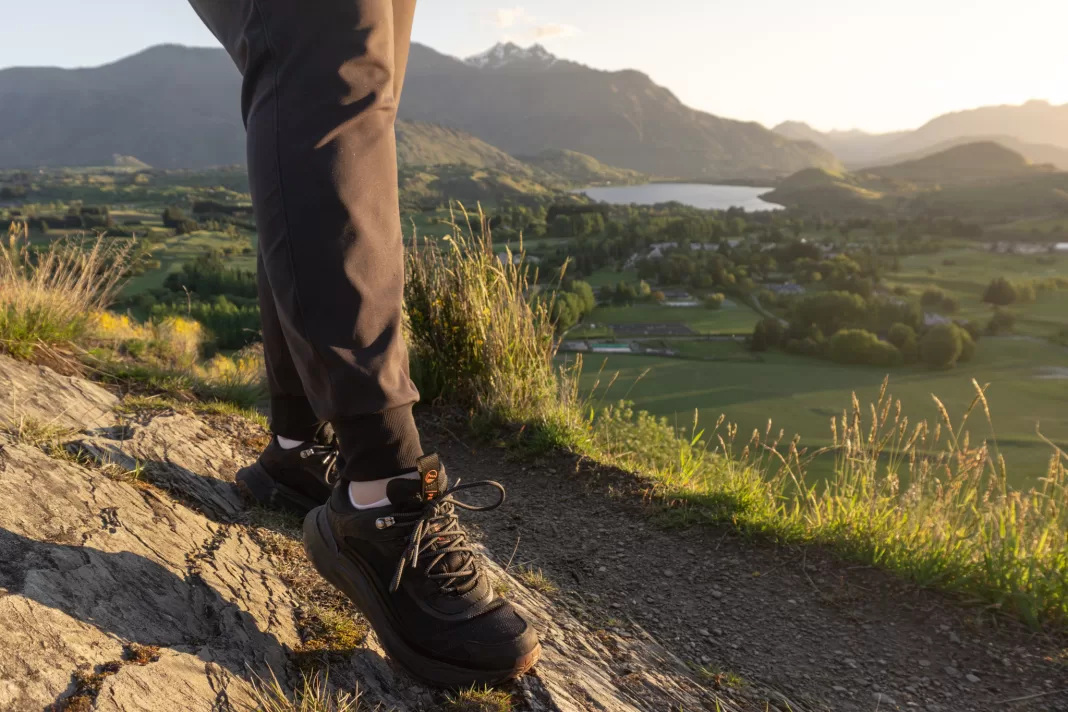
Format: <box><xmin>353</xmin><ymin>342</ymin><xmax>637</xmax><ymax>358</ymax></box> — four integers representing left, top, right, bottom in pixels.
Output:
<box><xmin>302</xmin><ymin>453</ymin><xmax>541</xmax><ymax>688</ymax></box>
<box><xmin>236</xmin><ymin>432</ymin><xmax>339</xmax><ymax>516</ymax></box>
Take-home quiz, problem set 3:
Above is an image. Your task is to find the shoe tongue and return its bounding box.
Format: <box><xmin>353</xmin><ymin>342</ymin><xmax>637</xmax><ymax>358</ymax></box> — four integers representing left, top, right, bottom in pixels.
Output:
<box><xmin>384</xmin><ymin>454</ymin><xmax>448</xmax><ymax>511</ymax></box>
<box><xmin>385</xmin><ymin>455</ymin><xmax>478</xmax><ymax>593</ymax></box>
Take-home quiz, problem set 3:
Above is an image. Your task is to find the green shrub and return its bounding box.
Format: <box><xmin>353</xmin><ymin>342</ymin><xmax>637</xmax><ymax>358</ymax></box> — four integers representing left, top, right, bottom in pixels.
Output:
<box><xmin>829</xmin><ymin>328</ymin><xmax>902</xmax><ymax>367</ymax></box>
<box><xmin>986</xmin><ymin>309</ymin><xmax>1016</xmax><ymax>336</ymax></box>
<box><xmin>920</xmin><ymin>287</ymin><xmax>959</xmax><ymax>314</ymax></box>
<box><xmin>887</xmin><ymin>322</ymin><xmax>919</xmax><ymax>363</ymax></box>
<box><xmin>704</xmin><ymin>293</ymin><xmax>725</xmax><ymax>310</ymax></box>
<box><xmin>919</xmin><ymin>323</ymin><xmax>963</xmax><ymax>369</ymax></box>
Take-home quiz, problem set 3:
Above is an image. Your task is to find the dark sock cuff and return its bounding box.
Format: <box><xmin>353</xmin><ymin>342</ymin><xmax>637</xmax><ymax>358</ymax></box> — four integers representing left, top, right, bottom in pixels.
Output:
<box><xmin>334</xmin><ymin>404</ymin><xmax>423</xmax><ymax>482</ymax></box>
<box><xmin>269</xmin><ymin>395</ymin><xmax>321</xmax><ymax>442</ymax></box>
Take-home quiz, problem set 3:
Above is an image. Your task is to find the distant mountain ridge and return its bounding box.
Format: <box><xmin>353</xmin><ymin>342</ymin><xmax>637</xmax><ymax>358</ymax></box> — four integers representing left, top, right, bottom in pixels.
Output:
<box><xmin>762</xmin><ymin>141</ymin><xmax>1068</xmax><ymax>218</ymax></box>
<box><xmin>401</xmin><ymin>43</ymin><xmax>838</xmax><ymax>180</ymax></box>
<box><xmin>774</xmin><ymin>101</ymin><xmax>1068</xmax><ymax>169</ymax></box>
<box><xmin>0</xmin><ymin>42</ymin><xmax>838</xmax><ymax>180</ymax></box>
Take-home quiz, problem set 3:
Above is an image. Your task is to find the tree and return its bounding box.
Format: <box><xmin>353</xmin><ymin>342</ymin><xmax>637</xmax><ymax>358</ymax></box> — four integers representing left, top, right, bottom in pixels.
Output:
<box><xmin>982</xmin><ymin>277</ymin><xmax>1018</xmax><ymax>306</ymax></box>
<box><xmin>704</xmin><ymin>293</ymin><xmax>725</xmax><ymax>310</ymax></box>
<box><xmin>919</xmin><ymin>323</ymin><xmax>963</xmax><ymax>369</ymax></box>
<box><xmin>751</xmin><ymin>317</ymin><xmax>784</xmax><ymax>352</ymax></box>
<box><xmin>829</xmin><ymin>329</ymin><xmax>902</xmax><ymax>367</ymax></box>
<box><xmin>958</xmin><ymin>326</ymin><xmax>976</xmax><ymax>363</ymax></box>
<box><xmin>887</xmin><ymin>322</ymin><xmax>918</xmax><ymax>362</ymax></box>
<box><xmin>921</xmin><ymin>287</ymin><xmax>959</xmax><ymax>314</ymax></box>
<box><xmin>751</xmin><ymin>320</ymin><xmax>769</xmax><ymax>352</ymax></box>
<box><xmin>162</xmin><ymin>206</ymin><xmax>187</xmax><ymax>228</ymax></box>
<box><xmin>986</xmin><ymin>309</ymin><xmax>1016</xmax><ymax>336</ymax></box>
<box><xmin>568</xmin><ymin>280</ymin><xmax>596</xmax><ymax>313</ymax></box>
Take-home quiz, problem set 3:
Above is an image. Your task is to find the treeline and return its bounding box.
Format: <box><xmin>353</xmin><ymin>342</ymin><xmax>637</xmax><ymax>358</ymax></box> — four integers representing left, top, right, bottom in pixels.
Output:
<box><xmin>118</xmin><ymin>250</ymin><xmax>261</xmax><ymax>351</ymax></box>
<box><xmin>751</xmin><ymin>290</ymin><xmax>980</xmax><ymax>370</ymax></box>
<box><xmin>981</xmin><ymin>276</ymin><xmax>1068</xmax><ymax>306</ymax></box>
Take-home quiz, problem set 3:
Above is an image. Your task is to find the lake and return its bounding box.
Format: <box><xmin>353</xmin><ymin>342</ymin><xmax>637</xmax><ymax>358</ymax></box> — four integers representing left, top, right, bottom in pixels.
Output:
<box><xmin>577</xmin><ymin>183</ymin><xmax>783</xmax><ymax>211</ymax></box>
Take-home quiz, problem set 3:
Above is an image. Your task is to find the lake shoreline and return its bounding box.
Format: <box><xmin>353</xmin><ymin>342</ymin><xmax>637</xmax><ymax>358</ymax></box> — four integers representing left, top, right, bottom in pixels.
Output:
<box><xmin>575</xmin><ymin>182</ymin><xmax>785</xmax><ymax>212</ymax></box>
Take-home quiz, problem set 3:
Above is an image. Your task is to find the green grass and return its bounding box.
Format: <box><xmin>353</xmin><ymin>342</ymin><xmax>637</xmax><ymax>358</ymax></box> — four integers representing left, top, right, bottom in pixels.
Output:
<box><xmin>120</xmin><ymin>229</ymin><xmax>256</xmax><ymax>298</ymax></box>
<box><xmin>584</xmin><ymin>266</ymin><xmax>638</xmax><ymax>288</ymax></box>
<box><xmin>588</xmin><ymin>303</ymin><xmax>760</xmax><ymax>334</ymax></box>
<box><xmin>406</xmin><ymin>207</ymin><xmax>1068</xmax><ymax>631</ymax></box>
<box><xmin>0</xmin><ymin>227</ymin><xmax>131</xmax><ymax>359</ymax></box>
<box><xmin>444</xmin><ymin>686</ymin><xmax>513</xmax><ymax>712</ymax></box>
<box><xmin>886</xmin><ymin>247</ymin><xmax>1068</xmax><ymax>338</ymax></box>
<box><xmin>581</xmin><ymin>338</ymin><xmax>1068</xmax><ymax>488</ymax></box>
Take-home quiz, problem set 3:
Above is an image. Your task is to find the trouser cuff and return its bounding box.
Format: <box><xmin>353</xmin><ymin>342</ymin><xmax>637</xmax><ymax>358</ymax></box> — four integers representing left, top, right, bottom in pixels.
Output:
<box><xmin>334</xmin><ymin>405</ymin><xmax>424</xmax><ymax>481</ymax></box>
<box><xmin>268</xmin><ymin>395</ymin><xmax>321</xmax><ymax>442</ymax></box>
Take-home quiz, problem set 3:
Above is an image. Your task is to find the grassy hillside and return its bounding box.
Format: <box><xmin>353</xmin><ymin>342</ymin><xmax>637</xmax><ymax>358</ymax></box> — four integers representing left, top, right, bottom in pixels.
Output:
<box><xmin>396</xmin><ymin>121</ymin><xmax>545</xmax><ymax>176</ymax></box>
<box><xmin>765</xmin><ymin>142</ymin><xmax>1068</xmax><ymax>218</ymax></box>
<box><xmin>761</xmin><ymin>168</ymin><xmax>889</xmax><ymax>212</ymax></box>
<box><xmin>515</xmin><ymin>148</ymin><xmax>645</xmax><ymax>185</ymax></box>
<box><xmin>859</xmin><ymin>135</ymin><xmax>1068</xmax><ymax>171</ymax></box>
<box><xmin>866</xmin><ymin>141</ymin><xmax>1054</xmax><ymax>184</ymax></box>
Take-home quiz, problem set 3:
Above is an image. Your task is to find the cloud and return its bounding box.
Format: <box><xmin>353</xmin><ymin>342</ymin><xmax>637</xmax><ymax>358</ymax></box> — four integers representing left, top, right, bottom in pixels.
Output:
<box><xmin>534</xmin><ymin>24</ymin><xmax>579</xmax><ymax>40</ymax></box>
<box><xmin>491</xmin><ymin>7</ymin><xmax>580</xmax><ymax>43</ymax></box>
<box><xmin>495</xmin><ymin>7</ymin><xmax>529</xmax><ymax>28</ymax></box>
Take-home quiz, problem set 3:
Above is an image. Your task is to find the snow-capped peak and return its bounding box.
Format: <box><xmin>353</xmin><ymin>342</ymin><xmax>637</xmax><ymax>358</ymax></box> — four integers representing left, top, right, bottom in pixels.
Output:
<box><xmin>465</xmin><ymin>42</ymin><xmax>558</xmax><ymax>69</ymax></box>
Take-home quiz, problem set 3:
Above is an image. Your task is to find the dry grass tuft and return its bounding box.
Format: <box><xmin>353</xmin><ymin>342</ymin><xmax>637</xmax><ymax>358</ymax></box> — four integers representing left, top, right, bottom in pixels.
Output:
<box><xmin>444</xmin><ymin>686</ymin><xmax>513</xmax><ymax>712</ymax></box>
<box><xmin>251</xmin><ymin>669</ymin><xmax>367</xmax><ymax>712</ymax></box>
<box><xmin>0</xmin><ymin>223</ymin><xmax>132</xmax><ymax>359</ymax></box>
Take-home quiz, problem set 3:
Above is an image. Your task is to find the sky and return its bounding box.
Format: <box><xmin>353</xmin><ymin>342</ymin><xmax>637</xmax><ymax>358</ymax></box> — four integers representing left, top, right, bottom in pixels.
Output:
<box><xmin>2</xmin><ymin>0</ymin><xmax>1065</xmax><ymax>133</ymax></box>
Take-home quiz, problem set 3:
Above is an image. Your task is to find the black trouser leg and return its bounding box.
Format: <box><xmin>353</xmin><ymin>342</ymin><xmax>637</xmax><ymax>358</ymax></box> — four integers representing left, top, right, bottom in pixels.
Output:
<box><xmin>257</xmin><ymin>250</ymin><xmax>319</xmax><ymax>442</ymax></box>
<box><xmin>189</xmin><ymin>0</ymin><xmax>423</xmax><ymax>480</ymax></box>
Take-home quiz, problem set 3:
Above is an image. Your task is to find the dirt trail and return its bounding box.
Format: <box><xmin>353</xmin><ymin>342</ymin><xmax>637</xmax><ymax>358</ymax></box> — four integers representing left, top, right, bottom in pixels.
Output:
<box><xmin>425</xmin><ymin>415</ymin><xmax>1068</xmax><ymax>712</ymax></box>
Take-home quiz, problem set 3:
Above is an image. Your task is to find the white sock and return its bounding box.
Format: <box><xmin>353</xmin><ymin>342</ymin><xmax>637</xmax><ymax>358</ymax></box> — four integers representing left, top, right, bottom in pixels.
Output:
<box><xmin>277</xmin><ymin>436</ymin><xmax>305</xmax><ymax>450</ymax></box>
<box><xmin>349</xmin><ymin>471</ymin><xmax>420</xmax><ymax>509</ymax></box>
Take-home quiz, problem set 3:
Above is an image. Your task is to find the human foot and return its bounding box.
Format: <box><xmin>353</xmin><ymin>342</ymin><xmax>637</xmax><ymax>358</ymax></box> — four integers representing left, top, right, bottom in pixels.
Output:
<box><xmin>302</xmin><ymin>453</ymin><xmax>541</xmax><ymax>687</ymax></box>
<box><xmin>236</xmin><ymin>434</ymin><xmax>338</xmax><ymax>515</ymax></box>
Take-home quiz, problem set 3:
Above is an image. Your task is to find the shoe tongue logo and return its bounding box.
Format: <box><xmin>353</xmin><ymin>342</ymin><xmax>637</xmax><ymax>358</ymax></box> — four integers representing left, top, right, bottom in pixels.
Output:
<box><xmin>417</xmin><ymin>454</ymin><xmax>446</xmax><ymax>502</ymax></box>
<box><xmin>423</xmin><ymin>469</ymin><xmax>440</xmax><ymax>500</ymax></box>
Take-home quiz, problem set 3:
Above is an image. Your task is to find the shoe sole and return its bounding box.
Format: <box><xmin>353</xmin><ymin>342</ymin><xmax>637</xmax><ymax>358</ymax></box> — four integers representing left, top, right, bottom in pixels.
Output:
<box><xmin>302</xmin><ymin>506</ymin><xmax>541</xmax><ymax>688</ymax></box>
<box><xmin>235</xmin><ymin>462</ymin><xmax>321</xmax><ymax>516</ymax></box>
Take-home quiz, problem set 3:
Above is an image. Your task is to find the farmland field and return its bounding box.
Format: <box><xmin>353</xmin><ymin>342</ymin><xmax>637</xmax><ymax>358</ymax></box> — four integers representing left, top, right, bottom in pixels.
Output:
<box><xmin>581</xmin><ymin>337</ymin><xmax>1068</xmax><ymax>488</ymax></box>
<box><xmin>884</xmin><ymin>246</ymin><xmax>1068</xmax><ymax>337</ymax></box>
<box><xmin>588</xmin><ymin>303</ymin><xmax>761</xmax><ymax>335</ymax></box>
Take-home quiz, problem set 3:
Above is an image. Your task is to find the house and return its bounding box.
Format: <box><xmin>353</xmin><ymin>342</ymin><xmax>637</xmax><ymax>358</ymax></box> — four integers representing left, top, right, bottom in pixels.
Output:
<box><xmin>918</xmin><ymin>309</ymin><xmax>952</xmax><ymax>324</ymax></box>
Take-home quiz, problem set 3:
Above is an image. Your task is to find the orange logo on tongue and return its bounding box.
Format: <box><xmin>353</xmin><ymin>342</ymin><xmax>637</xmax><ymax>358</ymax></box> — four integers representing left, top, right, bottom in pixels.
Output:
<box><xmin>424</xmin><ymin>469</ymin><xmax>440</xmax><ymax>499</ymax></box>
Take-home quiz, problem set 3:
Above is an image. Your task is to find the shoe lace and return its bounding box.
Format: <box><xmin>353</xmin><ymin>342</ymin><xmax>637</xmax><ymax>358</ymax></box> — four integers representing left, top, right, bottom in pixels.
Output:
<box><xmin>299</xmin><ymin>444</ymin><xmax>341</xmax><ymax>485</ymax></box>
<box><xmin>389</xmin><ymin>479</ymin><xmax>506</xmax><ymax>595</ymax></box>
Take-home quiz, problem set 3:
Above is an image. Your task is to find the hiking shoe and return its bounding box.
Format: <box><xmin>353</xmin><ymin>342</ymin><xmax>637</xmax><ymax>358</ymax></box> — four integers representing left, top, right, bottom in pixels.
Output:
<box><xmin>302</xmin><ymin>453</ymin><xmax>541</xmax><ymax>688</ymax></box>
<box><xmin>236</xmin><ymin>434</ymin><xmax>339</xmax><ymax>516</ymax></box>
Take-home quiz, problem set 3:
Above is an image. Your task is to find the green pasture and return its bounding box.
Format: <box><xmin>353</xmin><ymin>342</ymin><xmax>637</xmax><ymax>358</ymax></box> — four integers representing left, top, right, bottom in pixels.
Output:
<box><xmin>581</xmin><ymin>337</ymin><xmax>1068</xmax><ymax>488</ymax></box>
<box><xmin>584</xmin><ymin>266</ymin><xmax>638</xmax><ymax>287</ymax></box>
<box><xmin>588</xmin><ymin>302</ymin><xmax>760</xmax><ymax>334</ymax></box>
<box><xmin>885</xmin><ymin>246</ymin><xmax>1068</xmax><ymax>337</ymax></box>
<box><xmin>121</xmin><ymin>230</ymin><xmax>256</xmax><ymax>297</ymax></box>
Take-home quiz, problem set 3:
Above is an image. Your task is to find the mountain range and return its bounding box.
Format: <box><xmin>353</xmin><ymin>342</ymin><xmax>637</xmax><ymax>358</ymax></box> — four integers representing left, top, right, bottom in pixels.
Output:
<box><xmin>0</xmin><ymin>42</ymin><xmax>836</xmax><ymax>180</ymax></box>
<box><xmin>774</xmin><ymin>101</ymin><xmax>1068</xmax><ymax>169</ymax></box>
<box><xmin>762</xmin><ymin>140</ymin><xmax>1068</xmax><ymax>218</ymax></box>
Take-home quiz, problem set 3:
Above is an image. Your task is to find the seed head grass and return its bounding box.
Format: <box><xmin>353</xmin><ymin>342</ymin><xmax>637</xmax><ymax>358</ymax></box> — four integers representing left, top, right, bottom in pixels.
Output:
<box><xmin>250</xmin><ymin>669</ymin><xmax>368</xmax><ymax>712</ymax></box>
<box><xmin>404</xmin><ymin>205</ymin><xmax>586</xmax><ymax>449</ymax></box>
<box><xmin>0</xmin><ymin>223</ymin><xmax>133</xmax><ymax>359</ymax></box>
<box><xmin>406</xmin><ymin>205</ymin><xmax>1068</xmax><ymax>631</ymax></box>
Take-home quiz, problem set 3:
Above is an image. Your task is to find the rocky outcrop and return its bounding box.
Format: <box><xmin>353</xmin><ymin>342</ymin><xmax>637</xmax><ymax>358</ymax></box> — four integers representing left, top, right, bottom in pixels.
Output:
<box><xmin>0</xmin><ymin>355</ymin><xmax>730</xmax><ymax>711</ymax></box>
